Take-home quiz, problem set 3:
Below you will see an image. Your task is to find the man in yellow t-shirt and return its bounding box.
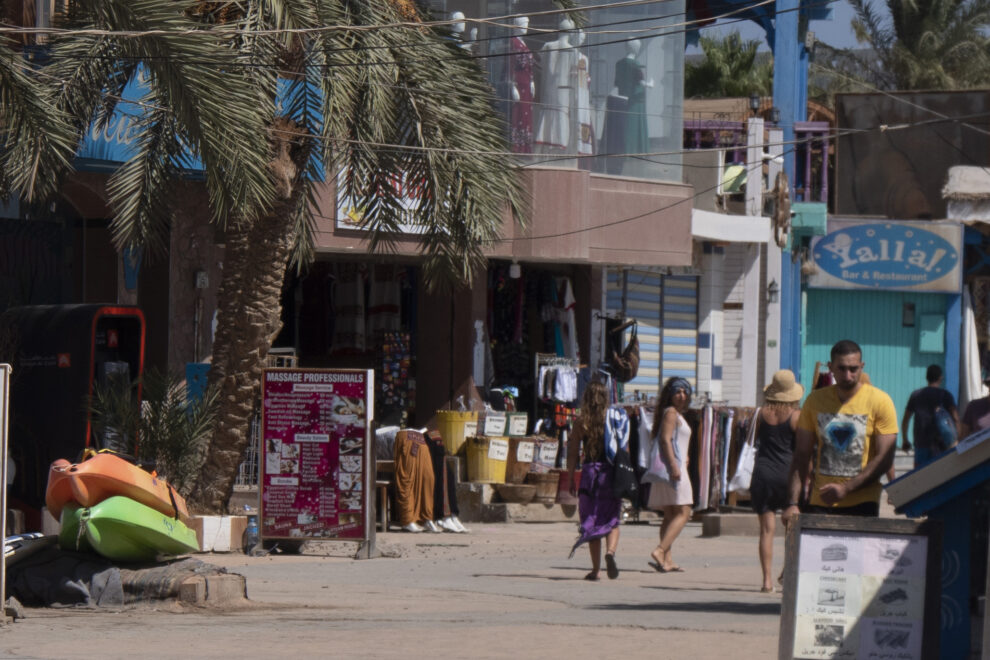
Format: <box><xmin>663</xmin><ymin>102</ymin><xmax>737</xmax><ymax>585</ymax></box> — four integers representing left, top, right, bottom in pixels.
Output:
<box><xmin>782</xmin><ymin>340</ymin><xmax>898</xmax><ymax>522</ymax></box>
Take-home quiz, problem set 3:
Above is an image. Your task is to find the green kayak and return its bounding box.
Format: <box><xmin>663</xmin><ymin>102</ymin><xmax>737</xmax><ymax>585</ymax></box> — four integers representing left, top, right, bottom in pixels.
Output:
<box><xmin>59</xmin><ymin>496</ymin><xmax>199</xmax><ymax>562</ymax></box>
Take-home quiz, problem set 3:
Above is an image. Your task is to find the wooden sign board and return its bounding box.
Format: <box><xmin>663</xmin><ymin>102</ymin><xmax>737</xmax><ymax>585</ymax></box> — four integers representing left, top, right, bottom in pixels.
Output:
<box><xmin>778</xmin><ymin>515</ymin><xmax>941</xmax><ymax>660</ymax></box>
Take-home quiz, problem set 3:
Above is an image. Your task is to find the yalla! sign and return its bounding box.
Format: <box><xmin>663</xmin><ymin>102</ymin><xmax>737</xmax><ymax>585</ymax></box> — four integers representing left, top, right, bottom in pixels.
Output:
<box><xmin>808</xmin><ymin>222</ymin><xmax>962</xmax><ymax>293</ymax></box>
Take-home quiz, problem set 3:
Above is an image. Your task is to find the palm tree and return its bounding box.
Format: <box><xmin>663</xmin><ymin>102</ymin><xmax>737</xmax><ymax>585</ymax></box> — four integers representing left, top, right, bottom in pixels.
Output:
<box><xmin>843</xmin><ymin>0</ymin><xmax>990</xmax><ymax>90</ymax></box>
<box><xmin>684</xmin><ymin>31</ymin><xmax>773</xmax><ymax>99</ymax></box>
<box><xmin>3</xmin><ymin>0</ymin><xmax>527</xmax><ymax>513</ymax></box>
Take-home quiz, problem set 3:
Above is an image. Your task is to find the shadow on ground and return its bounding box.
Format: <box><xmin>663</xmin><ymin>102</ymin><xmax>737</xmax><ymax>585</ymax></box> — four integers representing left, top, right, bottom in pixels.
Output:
<box><xmin>588</xmin><ymin>600</ymin><xmax>781</xmax><ymax>615</ymax></box>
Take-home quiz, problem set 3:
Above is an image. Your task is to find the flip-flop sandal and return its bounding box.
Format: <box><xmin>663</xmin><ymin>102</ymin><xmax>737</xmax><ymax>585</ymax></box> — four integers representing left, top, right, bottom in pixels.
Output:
<box><xmin>648</xmin><ymin>560</ymin><xmax>668</xmax><ymax>573</ymax></box>
<box><xmin>666</xmin><ymin>566</ymin><xmax>685</xmax><ymax>573</ymax></box>
<box><xmin>605</xmin><ymin>554</ymin><xmax>619</xmax><ymax>580</ymax></box>
<box><xmin>584</xmin><ymin>572</ymin><xmax>600</xmax><ymax>581</ymax></box>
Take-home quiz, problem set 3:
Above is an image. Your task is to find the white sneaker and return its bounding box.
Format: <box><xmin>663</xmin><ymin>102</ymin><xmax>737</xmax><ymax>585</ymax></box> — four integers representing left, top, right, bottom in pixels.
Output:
<box><xmin>423</xmin><ymin>520</ymin><xmax>443</xmax><ymax>533</ymax></box>
<box><xmin>451</xmin><ymin>517</ymin><xmax>470</xmax><ymax>533</ymax></box>
<box><xmin>403</xmin><ymin>522</ymin><xmax>424</xmax><ymax>533</ymax></box>
<box><xmin>439</xmin><ymin>517</ymin><xmax>459</xmax><ymax>532</ymax></box>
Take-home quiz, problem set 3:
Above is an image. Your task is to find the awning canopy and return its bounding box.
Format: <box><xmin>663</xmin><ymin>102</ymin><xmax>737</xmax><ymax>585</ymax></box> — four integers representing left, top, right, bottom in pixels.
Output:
<box><xmin>691</xmin><ymin>208</ymin><xmax>769</xmax><ymax>243</ymax></box>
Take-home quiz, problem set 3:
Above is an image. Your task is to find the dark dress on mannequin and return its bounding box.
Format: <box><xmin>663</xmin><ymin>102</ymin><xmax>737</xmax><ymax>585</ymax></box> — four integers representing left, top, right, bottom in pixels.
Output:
<box><xmin>613</xmin><ymin>56</ymin><xmax>649</xmax><ymax>154</ymax></box>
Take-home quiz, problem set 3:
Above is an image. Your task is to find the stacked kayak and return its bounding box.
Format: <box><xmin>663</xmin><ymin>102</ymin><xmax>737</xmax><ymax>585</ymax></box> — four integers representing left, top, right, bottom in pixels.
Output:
<box><xmin>59</xmin><ymin>497</ymin><xmax>199</xmax><ymax>562</ymax></box>
<box><xmin>46</xmin><ymin>452</ymin><xmax>191</xmax><ymax>524</ymax></box>
<box><xmin>46</xmin><ymin>452</ymin><xmax>198</xmax><ymax>562</ymax></box>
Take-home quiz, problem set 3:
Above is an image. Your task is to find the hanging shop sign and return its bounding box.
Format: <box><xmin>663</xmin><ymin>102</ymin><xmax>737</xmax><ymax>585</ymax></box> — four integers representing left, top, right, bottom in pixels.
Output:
<box><xmin>336</xmin><ymin>171</ymin><xmax>430</xmax><ymax>235</ymax></box>
<box><xmin>807</xmin><ymin>221</ymin><xmax>962</xmax><ymax>293</ymax></box>
<box><xmin>260</xmin><ymin>368</ymin><xmax>375</xmax><ymax>546</ymax></box>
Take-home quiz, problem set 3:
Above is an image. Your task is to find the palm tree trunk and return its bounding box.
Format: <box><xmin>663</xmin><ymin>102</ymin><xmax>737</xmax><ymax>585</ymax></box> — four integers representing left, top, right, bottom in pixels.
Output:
<box><xmin>187</xmin><ymin>207</ymin><xmax>296</xmax><ymax>513</ymax></box>
<box><xmin>188</xmin><ymin>117</ymin><xmax>307</xmax><ymax>514</ymax></box>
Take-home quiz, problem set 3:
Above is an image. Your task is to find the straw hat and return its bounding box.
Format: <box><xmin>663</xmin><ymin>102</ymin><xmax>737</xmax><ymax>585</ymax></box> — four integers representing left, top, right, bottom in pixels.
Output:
<box><xmin>764</xmin><ymin>369</ymin><xmax>804</xmax><ymax>403</ymax></box>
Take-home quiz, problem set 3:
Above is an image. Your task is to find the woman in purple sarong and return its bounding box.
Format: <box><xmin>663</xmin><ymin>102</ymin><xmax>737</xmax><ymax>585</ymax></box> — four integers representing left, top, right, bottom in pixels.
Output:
<box><xmin>566</xmin><ymin>381</ymin><xmax>622</xmax><ymax>580</ymax></box>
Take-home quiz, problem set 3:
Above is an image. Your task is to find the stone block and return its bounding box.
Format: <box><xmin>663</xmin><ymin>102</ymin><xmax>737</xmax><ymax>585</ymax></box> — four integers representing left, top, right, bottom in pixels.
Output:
<box><xmin>189</xmin><ymin>515</ymin><xmax>248</xmax><ymax>552</ymax></box>
<box><xmin>179</xmin><ymin>577</ymin><xmax>206</xmax><ymax>604</ymax></box>
<box><xmin>205</xmin><ymin>574</ymin><xmax>247</xmax><ymax>604</ymax></box>
<box><xmin>456</xmin><ymin>482</ymin><xmax>495</xmax><ymax>522</ymax></box>
<box><xmin>701</xmin><ymin>512</ymin><xmax>785</xmax><ymax>538</ymax></box>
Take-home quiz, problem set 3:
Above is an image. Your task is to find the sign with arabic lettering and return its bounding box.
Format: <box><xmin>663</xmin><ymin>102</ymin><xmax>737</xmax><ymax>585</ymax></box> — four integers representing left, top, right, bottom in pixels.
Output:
<box><xmin>807</xmin><ymin>221</ymin><xmax>962</xmax><ymax>293</ymax></box>
<box><xmin>778</xmin><ymin>515</ymin><xmax>941</xmax><ymax>660</ymax></box>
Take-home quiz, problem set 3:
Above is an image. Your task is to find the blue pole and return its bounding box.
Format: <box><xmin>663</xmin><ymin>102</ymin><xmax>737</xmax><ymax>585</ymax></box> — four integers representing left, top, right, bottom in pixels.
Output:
<box><xmin>772</xmin><ymin>0</ymin><xmax>807</xmax><ymax>377</ymax></box>
<box><xmin>945</xmin><ymin>292</ymin><xmax>961</xmax><ymax>401</ymax></box>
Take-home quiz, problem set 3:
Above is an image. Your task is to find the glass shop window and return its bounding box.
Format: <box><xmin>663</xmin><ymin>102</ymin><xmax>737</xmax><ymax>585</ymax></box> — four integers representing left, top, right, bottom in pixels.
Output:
<box><xmin>423</xmin><ymin>0</ymin><xmax>685</xmax><ymax>182</ymax></box>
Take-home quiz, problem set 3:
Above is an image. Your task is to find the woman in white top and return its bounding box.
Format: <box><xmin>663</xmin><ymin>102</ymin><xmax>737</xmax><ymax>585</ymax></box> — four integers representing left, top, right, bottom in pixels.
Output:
<box><xmin>648</xmin><ymin>377</ymin><xmax>694</xmax><ymax>573</ymax></box>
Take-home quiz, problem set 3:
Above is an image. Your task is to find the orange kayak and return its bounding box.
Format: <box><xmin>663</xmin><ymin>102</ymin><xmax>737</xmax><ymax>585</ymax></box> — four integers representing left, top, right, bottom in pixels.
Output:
<box><xmin>45</xmin><ymin>453</ymin><xmax>191</xmax><ymax>524</ymax></box>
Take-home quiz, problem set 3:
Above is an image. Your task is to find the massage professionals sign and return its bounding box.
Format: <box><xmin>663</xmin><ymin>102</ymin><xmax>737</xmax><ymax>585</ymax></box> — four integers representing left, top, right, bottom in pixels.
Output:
<box><xmin>260</xmin><ymin>368</ymin><xmax>374</xmax><ymax>543</ymax></box>
<box><xmin>808</xmin><ymin>222</ymin><xmax>962</xmax><ymax>293</ymax></box>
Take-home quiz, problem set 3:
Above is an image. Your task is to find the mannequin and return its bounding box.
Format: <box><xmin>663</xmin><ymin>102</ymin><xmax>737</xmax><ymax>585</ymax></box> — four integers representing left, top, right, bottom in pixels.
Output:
<box><xmin>450</xmin><ymin>11</ymin><xmax>473</xmax><ymax>51</ymax></box>
<box><xmin>509</xmin><ymin>16</ymin><xmax>535</xmax><ymax>152</ymax></box>
<box><xmin>571</xmin><ymin>29</ymin><xmax>593</xmax><ymax>156</ymax></box>
<box><xmin>612</xmin><ymin>39</ymin><xmax>652</xmax><ymax>155</ymax></box>
<box><xmin>533</xmin><ymin>18</ymin><xmax>577</xmax><ymax>152</ymax></box>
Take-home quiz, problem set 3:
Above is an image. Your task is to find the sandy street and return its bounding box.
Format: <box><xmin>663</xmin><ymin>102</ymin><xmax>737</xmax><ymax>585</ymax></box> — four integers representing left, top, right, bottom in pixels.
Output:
<box><xmin>0</xmin><ymin>520</ymin><xmax>783</xmax><ymax>659</ymax></box>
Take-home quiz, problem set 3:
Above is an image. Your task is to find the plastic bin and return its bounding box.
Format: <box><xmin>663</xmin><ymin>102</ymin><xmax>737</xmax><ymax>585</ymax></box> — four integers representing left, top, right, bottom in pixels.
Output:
<box><xmin>435</xmin><ymin>410</ymin><xmax>478</xmax><ymax>456</ymax></box>
<box><xmin>466</xmin><ymin>436</ymin><xmax>508</xmax><ymax>484</ymax></box>
<box><xmin>505</xmin><ymin>437</ymin><xmax>536</xmax><ymax>484</ymax></box>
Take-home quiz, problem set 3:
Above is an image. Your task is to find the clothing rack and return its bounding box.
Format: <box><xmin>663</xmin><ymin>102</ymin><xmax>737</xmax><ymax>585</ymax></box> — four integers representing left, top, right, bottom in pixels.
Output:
<box><xmin>534</xmin><ymin>353</ymin><xmax>580</xmax><ymax>410</ymax></box>
<box><xmin>535</xmin><ymin>352</ymin><xmax>580</xmax><ymax>368</ymax></box>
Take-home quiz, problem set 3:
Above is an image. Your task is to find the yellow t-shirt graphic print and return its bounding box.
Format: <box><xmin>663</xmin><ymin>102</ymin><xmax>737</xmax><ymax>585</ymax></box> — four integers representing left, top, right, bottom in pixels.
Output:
<box><xmin>798</xmin><ymin>383</ymin><xmax>898</xmax><ymax>509</ymax></box>
<box><xmin>818</xmin><ymin>413</ymin><xmax>868</xmax><ymax>478</ymax></box>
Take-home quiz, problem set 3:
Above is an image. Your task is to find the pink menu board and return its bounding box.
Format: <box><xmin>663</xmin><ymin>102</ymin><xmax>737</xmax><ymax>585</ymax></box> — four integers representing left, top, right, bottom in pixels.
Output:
<box><xmin>260</xmin><ymin>368</ymin><xmax>374</xmax><ymax>541</ymax></box>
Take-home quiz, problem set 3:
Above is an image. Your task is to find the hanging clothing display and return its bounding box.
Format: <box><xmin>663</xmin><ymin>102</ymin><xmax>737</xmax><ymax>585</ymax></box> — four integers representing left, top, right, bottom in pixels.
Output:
<box><xmin>510</xmin><ymin>36</ymin><xmax>535</xmax><ymax>153</ymax></box>
<box><xmin>367</xmin><ymin>264</ymin><xmax>401</xmax><ymax>336</ymax></box>
<box><xmin>695</xmin><ymin>405</ymin><xmax>713</xmax><ymax>510</ymax></box>
<box><xmin>330</xmin><ymin>263</ymin><xmax>366</xmax><ymax>354</ymax></box>
<box><xmin>553</xmin><ymin>277</ymin><xmax>579</xmax><ymax>361</ymax></box>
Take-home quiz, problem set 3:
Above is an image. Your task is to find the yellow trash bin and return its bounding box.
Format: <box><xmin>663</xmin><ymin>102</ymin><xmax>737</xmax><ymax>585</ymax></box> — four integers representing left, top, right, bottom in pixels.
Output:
<box><xmin>466</xmin><ymin>436</ymin><xmax>508</xmax><ymax>484</ymax></box>
<box><xmin>435</xmin><ymin>410</ymin><xmax>478</xmax><ymax>456</ymax></box>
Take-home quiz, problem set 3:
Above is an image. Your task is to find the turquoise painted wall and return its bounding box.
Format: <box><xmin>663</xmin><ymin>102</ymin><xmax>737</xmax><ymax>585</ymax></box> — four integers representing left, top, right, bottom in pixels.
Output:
<box><xmin>801</xmin><ymin>289</ymin><xmax>947</xmax><ymax>436</ymax></box>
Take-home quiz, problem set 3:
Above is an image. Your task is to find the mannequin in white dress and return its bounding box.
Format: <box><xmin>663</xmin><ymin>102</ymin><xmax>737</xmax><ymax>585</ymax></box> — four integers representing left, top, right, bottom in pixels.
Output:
<box><xmin>533</xmin><ymin>18</ymin><xmax>577</xmax><ymax>152</ymax></box>
<box><xmin>571</xmin><ymin>29</ymin><xmax>593</xmax><ymax>155</ymax></box>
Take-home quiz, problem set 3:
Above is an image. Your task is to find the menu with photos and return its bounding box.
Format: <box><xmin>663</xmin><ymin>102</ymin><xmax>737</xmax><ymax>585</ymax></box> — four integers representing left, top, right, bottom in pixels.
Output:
<box><xmin>260</xmin><ymin>368</ymin><xmax>373</xmax><ymax>541</ymax></box>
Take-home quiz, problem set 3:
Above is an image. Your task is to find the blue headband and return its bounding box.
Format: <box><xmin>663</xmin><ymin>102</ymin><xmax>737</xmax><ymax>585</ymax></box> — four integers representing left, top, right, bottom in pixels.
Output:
<box><xmin>670</xmin><ymin>378</ymin><xmax>692</xmax><ymax>396</ymax></box>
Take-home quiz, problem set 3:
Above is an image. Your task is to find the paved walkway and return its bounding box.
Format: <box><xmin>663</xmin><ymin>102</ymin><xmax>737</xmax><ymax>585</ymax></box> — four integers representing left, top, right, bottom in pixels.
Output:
<box><xmin>0</xmin><ymin>520</ymin><xmax>789</xmax><ymax>659</ymax></box>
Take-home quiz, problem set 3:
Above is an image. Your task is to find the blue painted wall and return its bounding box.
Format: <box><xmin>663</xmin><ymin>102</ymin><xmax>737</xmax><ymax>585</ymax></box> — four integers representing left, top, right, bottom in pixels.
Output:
<box><xmin>801</xmin><ymin>289</ymin><xmax>948</xmax><ymax>430</ymax></box>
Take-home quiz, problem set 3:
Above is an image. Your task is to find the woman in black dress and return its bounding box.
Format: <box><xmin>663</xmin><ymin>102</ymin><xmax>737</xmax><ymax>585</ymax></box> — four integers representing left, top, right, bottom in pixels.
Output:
<box><xmin>751</xmin><ymin>370</ymin><xmax>803</xmax><ymax>592</ymax></box>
